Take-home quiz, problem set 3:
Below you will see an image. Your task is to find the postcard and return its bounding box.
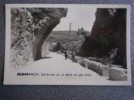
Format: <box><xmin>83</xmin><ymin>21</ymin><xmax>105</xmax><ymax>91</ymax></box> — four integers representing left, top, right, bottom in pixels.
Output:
<box><xmin>4</xmin><ymin>4</ymin><xmax>131</xmax><ymax>85</ymax></box>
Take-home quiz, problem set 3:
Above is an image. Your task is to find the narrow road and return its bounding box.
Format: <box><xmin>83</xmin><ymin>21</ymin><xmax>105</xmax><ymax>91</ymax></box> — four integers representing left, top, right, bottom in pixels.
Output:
<box><xmin>9</xmin><ymin>52</ymin><xmax>112</xmax><ymax>85</ymax></box>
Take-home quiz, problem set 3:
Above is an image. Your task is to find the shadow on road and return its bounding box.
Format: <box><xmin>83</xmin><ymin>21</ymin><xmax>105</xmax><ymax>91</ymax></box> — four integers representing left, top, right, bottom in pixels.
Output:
<box><xmin>41</xmin><ymin>57</ymin><xmax>52</xmax><ymax>59</ymax></box>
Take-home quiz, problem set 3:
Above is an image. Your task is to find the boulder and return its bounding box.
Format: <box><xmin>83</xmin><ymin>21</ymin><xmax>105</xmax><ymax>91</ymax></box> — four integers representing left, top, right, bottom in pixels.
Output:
<box><xmin>88</xmin><ymin>60</ymin><xmax>94</xmax><ymax>70</ymax></box>
<box><xmin>92</xmin><ymin>62</ymin><xmax>102</xmax><ymax>73</ymax></box>
<box><xmin>75</xmin><ymin>57</ymin><xmax>84</xmax><ymax>66</ymax></box>
<box><xmin>86</xmin><ymin>60</ymin><xmax>103</xmax><ymax>74</ymax></box>
<box><xmin>99</xmin><ymin>65</ymin><xmax>110</xmax><ymax>77</ymax></box>
<box><xmin>109</xmin><ymin>67</ymin><xmax>127</xmax><ymax>81</ymax></box>
<box><xmin>83</xmin><ymin>59</ymin><xmax>89</xmax><ymax>68</ymax></box>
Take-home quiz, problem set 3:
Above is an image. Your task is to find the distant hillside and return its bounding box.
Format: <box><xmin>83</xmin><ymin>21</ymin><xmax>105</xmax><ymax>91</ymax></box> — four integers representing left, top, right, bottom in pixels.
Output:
<box><xmin>48</xmin><ymin>30</ymin><xmax>91</xmax><ymax>52</ymax></box>
<box><xmin>50</xmin><ymin>31</ymin><xmax>78</xmax><ymax>39</ymax></box>
<box><xmin>50</xmin><ymin>30</ymin><xmax>91</xmax><ymax>39</ymax></box>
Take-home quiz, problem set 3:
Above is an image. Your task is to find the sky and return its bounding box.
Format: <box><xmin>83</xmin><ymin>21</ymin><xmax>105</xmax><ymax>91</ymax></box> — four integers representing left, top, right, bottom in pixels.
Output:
<box><xmin>53</xmin><ymin>7</ymin><xmax>97</xmax><ymax>32</ymax></box>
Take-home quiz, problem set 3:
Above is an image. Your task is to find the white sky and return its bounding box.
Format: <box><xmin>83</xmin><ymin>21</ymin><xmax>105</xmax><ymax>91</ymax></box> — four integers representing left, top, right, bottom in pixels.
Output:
<box><xmin>53</xmin><ymin>7</ymin><xmax>97</xmax><ymax>32</ymax></box>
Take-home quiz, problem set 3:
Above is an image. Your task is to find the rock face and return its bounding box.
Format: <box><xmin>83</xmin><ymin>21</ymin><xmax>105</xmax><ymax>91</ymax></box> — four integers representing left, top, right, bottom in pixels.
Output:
<box><xmin>80</xmin><ymin>8</ymin><xmax>127</xmax><ymax>68</ymax></box>
<box><xmin>30</xmin><ymin>8</ymin><xmax>68</xmax><ymax>60</ymax></box>
<box><xmin>10</xmin><ymin>8</ymin><xmax>67</xmax><ymax>68</ymax></box>
<box><xmin>11</xmin><ymin>8</ymin><xmax>35</xmax><ymax>68</ymax></box>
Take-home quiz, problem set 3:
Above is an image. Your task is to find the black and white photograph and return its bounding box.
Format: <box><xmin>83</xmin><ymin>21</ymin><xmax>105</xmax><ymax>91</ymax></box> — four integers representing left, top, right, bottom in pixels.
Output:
<box><xmin>4</xmin><ymin>4</ymin><xmax>131</xmax><ymax>85</ymax></box>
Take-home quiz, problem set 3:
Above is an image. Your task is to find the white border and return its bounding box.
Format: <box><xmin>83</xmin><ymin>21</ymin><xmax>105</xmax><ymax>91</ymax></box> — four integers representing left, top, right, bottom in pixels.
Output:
<box><xmin>4</xmin><ymin>4</ymin><xmax>132</xmax><ymax>85</ymax></box>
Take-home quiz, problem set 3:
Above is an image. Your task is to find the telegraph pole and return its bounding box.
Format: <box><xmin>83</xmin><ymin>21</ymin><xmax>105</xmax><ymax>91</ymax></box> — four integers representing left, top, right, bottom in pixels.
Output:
<box><xmin>68</xmin><ymin>22</ymin><xmax>71</xmax><ymax>51</ymax></box>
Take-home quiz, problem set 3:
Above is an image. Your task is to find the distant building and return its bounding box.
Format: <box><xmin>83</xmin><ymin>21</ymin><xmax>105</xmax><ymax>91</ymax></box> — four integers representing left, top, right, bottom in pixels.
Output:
<box><xmin>78</xmin><ymin>28</ymin><xmax>91</xmax><ymax>37</ymax></box>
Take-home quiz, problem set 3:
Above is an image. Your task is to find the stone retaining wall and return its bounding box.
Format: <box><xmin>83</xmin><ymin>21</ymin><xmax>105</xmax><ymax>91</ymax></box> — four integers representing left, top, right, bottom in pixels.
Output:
<box><xmin>68</xmin><ymin>54</ymin><xmax>127</xmax><ymax>81</ymax></box>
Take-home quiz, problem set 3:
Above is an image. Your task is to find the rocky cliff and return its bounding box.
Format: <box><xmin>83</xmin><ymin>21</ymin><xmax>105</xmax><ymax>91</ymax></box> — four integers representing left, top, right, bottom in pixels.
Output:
<box><xmin>29</xmin><ymin>8</ymin><xmax>67</xmax><ymax>60</ymax></box>
<box><xmin>80</xmin><ymin>8</ymin><xmax>127</xmax><ymax>68</ymax></box>
<box><xmin>11</xmin><ymin>8</ymin><xmax>67</xmax><ymax>68</ymax></box>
